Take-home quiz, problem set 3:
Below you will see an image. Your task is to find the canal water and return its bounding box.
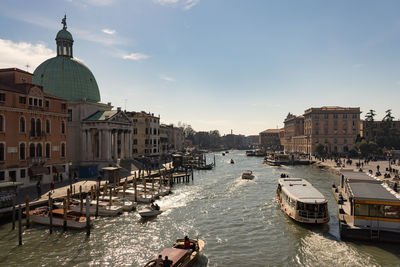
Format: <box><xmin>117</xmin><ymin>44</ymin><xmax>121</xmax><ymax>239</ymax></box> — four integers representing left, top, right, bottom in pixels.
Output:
<box><xmin>0</xmin><ymin>151</ymin><xmax>399</xmax><ymax>266</ymax></box>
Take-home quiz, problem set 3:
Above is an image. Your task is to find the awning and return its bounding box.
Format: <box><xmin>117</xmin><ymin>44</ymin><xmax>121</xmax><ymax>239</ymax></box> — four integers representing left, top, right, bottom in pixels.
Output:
<box><xmin>29</xmin><ymin>166</ymin><xmax>50</xmax><ymax>176</ymax></box>
<box><xmin>53</xmin><ymin>165</ymin><xmax>65</xmax><ymax>173</ymax></box>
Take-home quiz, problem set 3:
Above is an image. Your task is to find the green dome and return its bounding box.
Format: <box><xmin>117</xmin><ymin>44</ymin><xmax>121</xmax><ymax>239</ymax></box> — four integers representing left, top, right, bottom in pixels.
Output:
<box><xmin>33</xmin><ymin>56</ymin><xmax>101</xmax><ymax>103</ymax></box>
<box><xmin>56</xmin><ymin>29</ymin><xmax>73</xmax><ymax>41</ymax></box>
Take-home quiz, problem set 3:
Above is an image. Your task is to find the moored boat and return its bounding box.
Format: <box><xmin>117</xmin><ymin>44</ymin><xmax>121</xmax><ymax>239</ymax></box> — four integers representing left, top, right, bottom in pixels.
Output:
<box><xmin>100</xmin><ymin>195</ymin><xmax>137</xmax><ymax>211</ymax></box>
<box><xmin>230</xmin><ymin>159</ymin><xmax>234</xmax><ymax>164</ymax></box>
<box><xmin>242</xmin><ymin>170</ymin><xmax>254</xmax><ymax>180</ymax></box>
<box><xmin>144</xmin><ymin>238</ymin><xmax>205</xmax><ymax>267</ymax></box>
<box><xmin>276</xmin><ymin>178</ymin><xmax>329</xmax><ymax>224</ymax></box>
<box><xmin>26</xmin><ymin>207</ymin><xmax>90</xmax><ymax>229</ymax></box>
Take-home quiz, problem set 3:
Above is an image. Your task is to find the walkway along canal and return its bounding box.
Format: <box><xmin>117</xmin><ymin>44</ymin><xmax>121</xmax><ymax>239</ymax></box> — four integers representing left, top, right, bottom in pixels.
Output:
<box><xmin>0</xmin><ymin>151</ymin><xmax>399</xmax><ymax>266</ymax></box>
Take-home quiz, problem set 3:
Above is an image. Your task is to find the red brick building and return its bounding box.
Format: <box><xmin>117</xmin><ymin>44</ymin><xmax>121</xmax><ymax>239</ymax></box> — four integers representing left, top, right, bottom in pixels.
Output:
<box><xmin>0</xmin><ymin>68</ymin><xmax>69</xmax><ymax>187</ymax></box>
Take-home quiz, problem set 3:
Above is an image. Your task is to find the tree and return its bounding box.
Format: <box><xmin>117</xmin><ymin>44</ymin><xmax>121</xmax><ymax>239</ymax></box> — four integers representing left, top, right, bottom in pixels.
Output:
<box><xmin>383</xmin><ymin>109</ymin><xmax>394</xmax><ymax>122</ymax></box>
<box><xmin>365</xmin><ymin>109</ymin><xmax>376</xmax><ymax>121</ymax></box>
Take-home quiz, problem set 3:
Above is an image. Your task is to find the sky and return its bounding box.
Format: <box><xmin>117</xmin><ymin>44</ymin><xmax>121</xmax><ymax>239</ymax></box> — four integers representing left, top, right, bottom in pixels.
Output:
<box><xmin>1</xmin><ymin>0</ymin><xmax>400</xmax><ymax>136</ymax></box>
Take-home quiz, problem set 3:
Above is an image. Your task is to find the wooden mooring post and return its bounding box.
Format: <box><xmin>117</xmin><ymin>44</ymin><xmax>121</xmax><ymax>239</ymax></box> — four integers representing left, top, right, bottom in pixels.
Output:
<box><xmin>18</xmin><ymin>205</ymin><xmax>22</xmax><ymax>246</ymax></box>
<box><xmin>12</xmin><ymin>199</ymin><xmax>16</xmax><ymax>230</ymax></box>
<box><xmin>86</xmin><ymin>195</ymin><xmax>90</xmax><ymax>237</ymax></box>
<box><xmin>80</xmin><ymin>186</ymin><xmax>83</xmax><ymax>214</ymax></box>
<box><xmin>63</xmin><ymin>199</ymin><xmax>67</xmax><ymax>231</ymax></box>
<box><xmin>95</xmin><ymin>185</ymin><xmax>99</xmax><ymax>218</ymax></box>
<box><xmin>48</xmin><ymin>193</ymin><xmax>53</xmax><ymax>234</ymax></box>
<box><xmin>25</xmin><ymin>195</ymin><xmax>30</xmax><ymax>228</ymax></box>
<box><xmin>134</xmin><ymin>173</ymin><xmax>137</xmax><ymax>202</ymax></box>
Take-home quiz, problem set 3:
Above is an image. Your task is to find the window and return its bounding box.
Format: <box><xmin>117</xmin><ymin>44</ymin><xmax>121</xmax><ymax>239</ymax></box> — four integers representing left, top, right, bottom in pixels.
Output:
<box><xmin>38</xmin><ymin>99</ymin><xmax>42</xmax><ymax>107</ymax></box>
<box><xmin>153</xmin><ymin>129</ymin><xmax>157</xmax><ymax>135</ymax></box>
<box><xmin>333</xmin><ymin>114</ymin><xmax>338</xmax><ymax>119</ymax></box>
<box><xmin>45</xmin><ymin>143</ymin><xmax>51</xmax><ymax>158</ymax></box>
<box><xmin>19</xmin><ymin>96</ymin><xmax>26</xmax><ymax>104</ymax></box>
<box><xmin>133</xmin><ymin>128</ymin><xmax>137</xmax><ymax>134</ymax></box>
<box><xmin>29</xmin><ymin>98</ymin><xmax>33</xmax><ymax>106</ymax></box>
<box><xmin>145</xmin><ymin>128</ymin><xmax>148</xmax><ymax>135</ymax></box>
<box><xmin>0</xmin><ymin>114</ymin><xmax>4</xmax><ymax>132</ymax></box>
<box><xmin>133</xmin><ymin>139</ymin><xmax>137</xmax><ymax>145</ymax></box>
<box><xmin>61</xmin><ymin>143</ymin><xmax>66</xmax><ymax>158</ymax></box>
<box><xmin>36</xmin><ymin>119</ymin><xmax>41</xmax><ymax>137</ymax></box>
<box><xmin>0</xmin><ymin>171</ymin><xmax>4</xmax><ymax>181</ymax></box>
<box><xmin>61</xmin><ymin>121</ymin><xmax>65</xmax><ymax>134</ymax></box>
<box><xmin>20</xmin><ymin>117</ymin><xmax>25</xmax><ymax>133</ymax></box>
<box><xmin>343</xmin><ymin>114</ymin><xmax>347</xmax><ymax>119</ymax></box>
<box><xmin>45</xmin><ymin>100</ymin><xmax>50</xmax><ymax>108</ymax></box>
<box><xmin>29</xmin><ymin>143</ymin><xmax>35</xmax><ymax>158</ymax></box>
<box><xmin>34</xmin><ymin>98</ymin><xmax>37</xmax><ymax>106</ymax></box>
<box><xmin>0</xmin><ymin>93</ymin><xmax>5</xmax><ymax>102</ymax></box>
<box><xmin>324</xmin><ymin>114</ymin><xmax>328</xmax><ymax>119</ymax></box>
<box><xmin>36</xmin><ymin>143</ymin><xmax>42</xmax><ymax>157</ymax></box>
<box><xmin>68</xmin><ymin>109</ymin><xmax>72</xmax><ymax>121</ymax></box>
<box><xmin>369</xmin><ymin>204</ymin><xmax>384</xmax><ymax>217</ymax></box>
<box><xmin>383</xmin><ymin>205</ymin><xmax>400</xmax><ymax>218</ymax></box>
<box><xmin>0</xmin><ymin>143</ymin><xmax>4</xmax><ymax>161</ymax></box>
<box><xmin>61</xmin><ymin>103</ymin><xmax>67</xmax><ymax>110</ymax></box>
<box><xmin>19</xmin><ymin>143</ymin><xmax>25</xmax><ymax>160</ymax></box>
<box><xmin>355</xmin><ymin>203</ymin><xmax>369</xmax><ymax>216</ymax></box>
<box><xmin>20</xmin><ymin>169</ymin><xmax>26</xmax><ymax>179</ymax></box>
<box><xmin>30</xmin><ymin>118</ymin><xmax>35</xmax><ymax>137</ymax></box>
<box><xmin>46</xmin><ymin>120</ymin><xmax>50</xmax><ymax>134</ymax></box>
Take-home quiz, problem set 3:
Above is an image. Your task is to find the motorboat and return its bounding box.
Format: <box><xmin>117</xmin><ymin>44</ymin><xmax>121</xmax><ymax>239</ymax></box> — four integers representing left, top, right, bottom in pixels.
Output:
<box><xmin>25</xmin><ymin>207</ymin><xmax>90</xmax><ymax>229</ymax></box>
<box><xmin>242</xmin><ymin>170</ymin><xmax>254</xmax><ymax>180</ymax></box>
<box><xmin>138</xmin><ymin>206</ymin><xmax>162</xmax><ymax>218</ymax></box>
<box><xmin>246</xmin><ymin>150</ymin><xmax>256</xmax><ymax>156</ymax></box>
<box><xmin>118</xmin><ymin>189</ymin><xmax>155</xmax><ymax>203</ymax></box>
<box><xmin>222</xmin><ymin>153</ymin><xmax>225</xmax><ymax>156</ymax></box>
<box><xmin>230</xmin><ymin>159</ymin><xmax>234</xmax><ymax>164</ymax></box>
<box><xmin>144</xmin><ymin>238</ymin><xmax>205</xmax><ymax>267</ymax></box>
<box><xmin>276</xmin><ymin>178</ymin><xmax>329</xmax><ymax>224</ymax></box>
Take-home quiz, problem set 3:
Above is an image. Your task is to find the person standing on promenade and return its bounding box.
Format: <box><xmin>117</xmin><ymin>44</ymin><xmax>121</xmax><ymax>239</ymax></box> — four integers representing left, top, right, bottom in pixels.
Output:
<box><xmin>50</xmin><ymin>180</ymin><xmax>55</xmax><ymax>193</ymax></box>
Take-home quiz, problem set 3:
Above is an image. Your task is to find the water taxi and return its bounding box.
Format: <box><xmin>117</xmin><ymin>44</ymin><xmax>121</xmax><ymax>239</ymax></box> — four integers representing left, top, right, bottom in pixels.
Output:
<box><xmin>246</xmin><ymin>150</ymin><xmax>256</xmax><ymax>156</ymax></box>
<box><xmin>277</xmin><ymin>178</ymin><xmax>329</xmax><ymax>224</ymax></box>
<box><xmin>139</xmin><ymin>206</ymin><xmax>162</xmax><ymax>218</ymax></box>
<box><xmin>242</xmin><ymin>170</ymin><xmax>254</xmax><ymax>180</ymax></box>
<box><xmin>144</xmin><ymin>238</ymin><xmax>204</xmax><ymax>267</ymax></box>
<box><xmin>265</xmin><ymin>154</ymin><xmax>290</xmax><ymax>166</ymax></box>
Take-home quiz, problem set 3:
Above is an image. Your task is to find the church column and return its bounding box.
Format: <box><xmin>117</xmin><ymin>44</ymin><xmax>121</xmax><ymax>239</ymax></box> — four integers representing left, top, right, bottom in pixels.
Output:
<box><xmin>128</xmin><ymin>131</ymin><xmax>132</xmax><ymax>159</ymax></box>
<box><xmin>121</xmin><ymin>131</ymin><xmax>125</xmax><ymax>159</ymax></box>
<box><xmin>114</xmin><ymin>131</ymin><xmax>118</xmax><ymax>160</ymax></box>
<box><xmin>81</xmin><ymin>130</ymin><xmax>87</xmax><ymax>161</ymax></box>
<box><xmin>87</xmin><ymin>129</ymin><xmax>92</xmax><ymax>161</ymax></box>
<box><xmin>98</xmin><ymin>129</ymin><xmax>102</xmax><ymax>160</ymax></box>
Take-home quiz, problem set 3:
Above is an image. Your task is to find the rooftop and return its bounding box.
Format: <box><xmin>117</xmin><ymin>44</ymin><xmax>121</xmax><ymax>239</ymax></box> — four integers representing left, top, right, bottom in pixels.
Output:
<box><xmin>279</xmin><ymin>178</ymin><xmax>327</xmax><ymax>204</ymax></box>
<box><xmin>347</xmin><ymin>182</ymin><xmax>400</xmax><ymax>202</ymax></box>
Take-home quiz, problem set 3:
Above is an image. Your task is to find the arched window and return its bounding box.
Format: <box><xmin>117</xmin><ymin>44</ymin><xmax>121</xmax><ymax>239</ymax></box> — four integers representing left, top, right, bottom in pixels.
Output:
<box><xmin>0</xmin><ymin>143</ymin><xmax>4</xmax><ymax>161</ymax></box>
<box><xmin>36</xmin><ymin>143</ymin><xmax>42</xmax><ymax>157</ymax></box>
<box><xmin>20</xmin><ymin>117</ymin><xmax>25</xmax><ymax>133</ymax></box>
<box><xmin>61</xmin><ymin>121</ymin><xmax>66</xmax><ymax>134</ymax></box>
<box><xmin>61</xmin><ymin>143</ymin><xmax>66</xmax><ymax>158</ymax></box>
<box><xmin>30</xmin><ymin>118</ymin><xmax>35</xmax><ymax>137</ymax></box>
<box><xmin>19</xmin><ymin>143</ymin><xmax>25</xmax><ymax>160</ymax></box>
<box><xmin>46</xmin><ymin>119</ymin><xmax>50</xmax><ymax>134</ymax></box>
<box><xmin>0</xmin><ymin>114</ymin><xmax>4</xmax><ymax>132</ymax></box>
<box><xmin>45</xmin><ymin>143</ymin><xmax>50</xmax><ymax>158</ymax></box>
<box><xmin>36</xmin><ymin>119</ymin><xmax>41</xmax><ymax>137</ymax></box>
<box><xmin>29</xmin><ymin>143</ymin><xmax>35</xmax><ymax>158</ymax></box>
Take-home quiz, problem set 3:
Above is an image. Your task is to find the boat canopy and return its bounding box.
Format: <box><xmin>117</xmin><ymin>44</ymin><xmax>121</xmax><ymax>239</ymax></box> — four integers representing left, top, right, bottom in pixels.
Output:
<box><xmin>279</xmin><ymin>178</ymin><xmax>327</xmax><ymax>204</ymax></box>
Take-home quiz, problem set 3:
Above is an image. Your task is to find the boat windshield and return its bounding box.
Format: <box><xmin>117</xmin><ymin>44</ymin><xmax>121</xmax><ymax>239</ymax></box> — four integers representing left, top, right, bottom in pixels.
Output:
<box><xmin>296</xmin><ymin>202</ymin><xmax>328</xmax><ymax>219</ymax></box>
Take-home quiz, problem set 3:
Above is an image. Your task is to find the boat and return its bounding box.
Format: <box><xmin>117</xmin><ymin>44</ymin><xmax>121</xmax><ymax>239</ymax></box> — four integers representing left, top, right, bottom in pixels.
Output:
<box><xmin>54</xmin><ymin>199</ymin><xmax>123</xmax><ymax>217</ymax></box>
<box><xmin>254</xmin><ymin>149</ymin><xmax>266</xmax><ymax>157</ymax></box>
<box><xmin>100</xmin><ymin>195</ymin><xmax>137</xmax><ymax>211</ymax></box>
<box><xmin>25</xmin><ymin>207</ymin><xmax>90</xmax><ymax>229</ymax></box>
<box><xmin>276</xmin><ymin>178</ymin><xmax>329</xmax><ymax>224</ymax></box>
<box><xmin>264</xmin><ymin>154</ymin><xmax>290</xmax><ymax>166</ymax></box>
<box><xmin>230</xmin><ymin>159</ymin><xmax>234</xmax><ymax>164</ymax></box>
<box><xmin>144</xmin><ymin>238</ymin><xmax>205</xmax><ymax>267</ymax></box>
<box><xmin>196</xmin><ymin>164</ymin><xmax>213</xmax><ymax>170</ymax></box>
<box><xmin>118</xmin><ymin>189</ymin><xmax>155</xmax><ymax>203</ymax></box>
<box><xmin>242</xmin><ymin>170</ymin><xmax>254</xmax><ymax>180</ymax></box>
<box><xmin>222</xmin><ymin>153</ymin><xmax>225</xmax><ymax>156</ymax></box>
<box><xmin>138</xmin><ymin>206</ymin><xmax>162</xmax><ymax>218</ymax></box>
<box><xmin>246</xmin><ymin>150</ymin><xmax>256</xmax><ymax>156</ymax></box>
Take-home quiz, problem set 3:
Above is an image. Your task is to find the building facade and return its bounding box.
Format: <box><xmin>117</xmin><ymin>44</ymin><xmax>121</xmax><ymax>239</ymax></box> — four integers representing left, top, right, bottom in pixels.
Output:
<box><xmin>283</xmin><ymin>107</ymin><xmax>360</xmax><ymax>155</ymax></box>
<box><xmin>128</xmin><ymin>111</ymin><xmax>160</xmax><ymax>158</ymax></box>
<box><xmin>0</xmin><ymin>68</ymin><xmax>68</xmax><ymax>186</ymax></box>
<box><xmin>259</xmin><ymin>129</ymin><xmax>283</xmax><ymax>151</ymax></box>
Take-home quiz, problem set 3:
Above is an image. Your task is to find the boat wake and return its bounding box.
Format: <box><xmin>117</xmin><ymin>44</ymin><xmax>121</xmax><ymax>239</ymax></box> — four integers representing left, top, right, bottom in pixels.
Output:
<box><xmin>295</xmin><ymin>232</ymin><xmax>379</xmax><ymax>266</ymax></box>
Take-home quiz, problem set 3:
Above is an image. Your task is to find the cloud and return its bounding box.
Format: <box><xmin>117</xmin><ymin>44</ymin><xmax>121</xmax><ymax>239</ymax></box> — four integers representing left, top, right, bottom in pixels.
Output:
<box><xmin>153</xmin><ymin>0</ymin><xmax>199</xmax><ymax>10</ymax></box>
<box><xmin>0</xmin><ymin>39</ymin><xmax>55</xmax><ymax>71</ymax></box>
<box><xmin>67</xmin><ymin>0</ymin><xmax>118</xmax><ymax>6</ymax></box>
<box><xmin>122</xmin><ymin>52</ymin><xmax>149</xmax><ymax>61</ymax></box>
<box><xmin>160</xmin><ymin>74</ymin><xmax>175</xmax><ymax>82</ymax></box>
<box><xmin>102</xmin><ymin>28</ymin><xmax>116</xmax><ymax>35</ymax></box>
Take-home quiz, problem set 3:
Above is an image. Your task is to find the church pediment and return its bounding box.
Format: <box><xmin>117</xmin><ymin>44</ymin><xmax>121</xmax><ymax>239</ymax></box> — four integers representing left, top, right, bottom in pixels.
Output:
<box><xmin>109</xmin><ymin>111</ymin><xmax>131</xmax><ymax>123</ymax></box>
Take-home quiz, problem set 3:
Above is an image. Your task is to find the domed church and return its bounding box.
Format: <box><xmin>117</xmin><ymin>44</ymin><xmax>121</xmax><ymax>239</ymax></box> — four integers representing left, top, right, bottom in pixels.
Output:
<box><xmin>33</xmin><ymin>16</ymin><xmax>132</xmax><ymax>175</ymax></box>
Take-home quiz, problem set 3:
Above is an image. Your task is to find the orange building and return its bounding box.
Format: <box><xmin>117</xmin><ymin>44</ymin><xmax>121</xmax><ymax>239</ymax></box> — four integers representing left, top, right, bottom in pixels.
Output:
<box><xmin>0</xmin><ymin>68</ymin><xmax>68</xmax><ymax>187</ymax></box>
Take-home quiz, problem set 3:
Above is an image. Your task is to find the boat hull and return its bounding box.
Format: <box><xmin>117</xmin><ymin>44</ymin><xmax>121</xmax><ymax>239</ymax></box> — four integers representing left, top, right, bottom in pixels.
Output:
<box><xmin>30</xmin><ymin>214</ymin><xmax>87</xmax><ymax>229</ymax></box>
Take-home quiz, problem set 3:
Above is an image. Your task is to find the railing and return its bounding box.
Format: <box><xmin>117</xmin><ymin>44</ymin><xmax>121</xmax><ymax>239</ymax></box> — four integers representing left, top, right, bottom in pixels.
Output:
<box><xmin>298</xmin><ymin>211</ymin><xmax>327</xmax><ymax>219</ymax></box>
